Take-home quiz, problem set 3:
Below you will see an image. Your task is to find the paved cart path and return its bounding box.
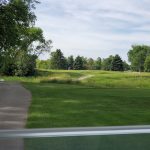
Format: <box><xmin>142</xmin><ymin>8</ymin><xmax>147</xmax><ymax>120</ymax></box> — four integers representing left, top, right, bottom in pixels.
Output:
<box><xmin>0</xmin><ymin>82</ymin><xmax>31</xmax><ymax>129</ymax></box>
<box><xmin>0</xmin><ymin>82</ymin><xmax>31</xmax><ymax>150</ymax></box>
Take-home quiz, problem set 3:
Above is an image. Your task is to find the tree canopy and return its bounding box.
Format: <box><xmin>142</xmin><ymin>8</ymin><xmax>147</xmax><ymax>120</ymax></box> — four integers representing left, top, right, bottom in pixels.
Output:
<box><xmin>50</xmin><ymin>49</ymin><xmax>67</xmax><ymax>70</ymax></box>
<box><xmin>67</xmin><ymin>56</ymin><xmax>74</xmax><ymax>70</ymax></box>
<box><xmin>144</xmin><ymin>56</ymin><xmax>150</xmax><ymax>72</ymax></box>
<box><xmin>0</xmin><ymin>0</ymin><xmax>52</xmax><ymax>76</ymax></box>
<box><xmin>74</xmin><ymin>56</ymin><xmax>84</xmax><ymax>70</ymax></box>
<box><xmin>102</xmin><ymin>56</ymin><xmax>114</xmax><ymax>71</ymax></box>
<box><xmin>128</xmin><ymin>45</ymin><xmax>150</xmax><ymax>72</ymax></box>
<box><xmin>0</xmin><ymin>0</ymin><xmax>38</xmax><ymax>50</ymax></box>
<box><xmin>111</xmin><ymin>55</ymin><xmax>124</xmax><ymax>71</ymax></box>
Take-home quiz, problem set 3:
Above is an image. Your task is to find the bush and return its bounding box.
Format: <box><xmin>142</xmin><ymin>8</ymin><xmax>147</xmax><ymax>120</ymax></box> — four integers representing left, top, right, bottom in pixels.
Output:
<box><xmin>0</xmin><ymin>53</ymin><xmax>37</xmax><ymax>76</ymax></box>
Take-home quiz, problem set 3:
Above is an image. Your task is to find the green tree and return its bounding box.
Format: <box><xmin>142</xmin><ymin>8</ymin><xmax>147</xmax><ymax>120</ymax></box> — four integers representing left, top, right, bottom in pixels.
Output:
<box><xmin>128</xmin><ymin>45</ymin><xmax>150</xmax><ymax>72</ymax></box>
<box><xmin>14</xmin><ymin>52</ymin><xmax>37</xmax><ymax>76</ymax></box>
<box><xmin>50</xmin><ymin>49</ymin><xmax>67</xmax><ymax>69</ymax></box>
<box><xmin>111</xmin><ymin>55</ymin><xmax>124</xmax><ymax>71</ymax></box>
<box><xmin>0</xmin><ymin>1</ymin><xmax>52</xmax><ymax>76</ymax></box>
<box><xmin>102</xmin><ymin>55</ymin><xmax>114</xmax><ymax>71</ymax></box>
<box><xmin>0</xmin><ymin>27</ymin><xmax>51</xmax><ymax>76</ymax></box>
<box><xmin>123</xmin><ymin>61</ymin><xmax>130</xmax><ymax>71</ymax></box>
<box><xmin>0</xmin><ymin>0</ymin><xmax>38</xmax><ymax>51</ymax></box>
<box><xmin>81</xmin><ymin>57</ymin><xmax>88</xmax><ymax>70</ymax></box>
<box><xmin>74</xmin><ymin>56</ymin><xmax>84</xmax><ymax>70</ymax></box>
<box><xmin>25</xmin><ymin>28</ymin><xmax>52</xmax><ymax>56</ymax></box>
<box><xmin>36</xmin><ymin>59</ymin><xmax>50</xmax><ymax>70</ymax></box>
<box><xmin>95</xmin><ymin>57</ymin><xmax>101</xmax><ymax>70</ymax></box>
<box><xmin>87</xmin><ymin>58</ymin><xmax>95</xmax><ymax>70</ymax></box>
<box><xmin>144</xmin><ymin>56</ymin><xmax>150</xmax><ymax>72</ymax></box>
<box><xmin>67</xmin><ymin>56</ymin><xmax>74</xmax><ymax>70</ymax></box>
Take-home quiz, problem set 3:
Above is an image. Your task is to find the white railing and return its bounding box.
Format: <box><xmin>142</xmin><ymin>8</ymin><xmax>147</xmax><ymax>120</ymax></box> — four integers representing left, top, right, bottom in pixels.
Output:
<box><xmin>0</xmin><ymin>125</ymin><xmax>150</xmax><ymax>138</ymax></box>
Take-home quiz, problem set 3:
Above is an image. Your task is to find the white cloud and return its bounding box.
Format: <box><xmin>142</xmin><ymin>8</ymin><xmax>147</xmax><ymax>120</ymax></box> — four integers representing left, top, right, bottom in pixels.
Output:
<box><xmin>35</xmin><ymin>0</ymin><xmax>150</xmax><ymax>61</ymax></box>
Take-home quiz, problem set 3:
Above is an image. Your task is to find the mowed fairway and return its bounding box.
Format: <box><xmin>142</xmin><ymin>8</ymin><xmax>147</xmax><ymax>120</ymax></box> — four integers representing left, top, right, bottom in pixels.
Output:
<box><xmin>4</xmin><ymin>70</ymin><xmax>150</xmax><ymax>128</ymax></box>
<box><xmin>25</xmin><ymin>82</ymin><xmax>150</xmax><ymax>128</ymax></box>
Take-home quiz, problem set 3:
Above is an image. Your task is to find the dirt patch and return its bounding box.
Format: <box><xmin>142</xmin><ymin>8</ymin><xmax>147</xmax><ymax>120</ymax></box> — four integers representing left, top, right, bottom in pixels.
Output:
<box><xmin>77</xmin><ymin>75</ymin><xmax>94</xmax><ymax>81</ymax></box>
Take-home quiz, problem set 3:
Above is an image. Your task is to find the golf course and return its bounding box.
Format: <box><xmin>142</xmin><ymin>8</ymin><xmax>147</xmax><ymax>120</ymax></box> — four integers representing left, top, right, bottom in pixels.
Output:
<box><xmin>3</xmin><ymin>70</ymin><xmax>150</xmax><ymax>128</ymax></box>
<box><xmin>2</xmin><ymin>1</ymin><xmax>150</xmax><ymax>149</ymax></box>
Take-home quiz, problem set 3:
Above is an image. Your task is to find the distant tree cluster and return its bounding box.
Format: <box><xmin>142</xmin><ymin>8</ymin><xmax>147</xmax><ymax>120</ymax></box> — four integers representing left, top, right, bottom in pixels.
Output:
<box><xmin>37</xmin><ymin>49</ymin><xmax>129</xmax><ymax>71</ymax></box>
<box><xmin>101</xmin><ymin>55</ymin><xmax>129</xmax><ymax>71</ymax></box>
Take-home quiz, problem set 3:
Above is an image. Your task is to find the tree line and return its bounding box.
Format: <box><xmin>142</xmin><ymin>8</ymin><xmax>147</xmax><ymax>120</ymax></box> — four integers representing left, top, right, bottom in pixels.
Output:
<box><xmin>37</xmin><ymin>45</ymin><xmax>150</xmax><ymax>72</ymax></box>
<box><xmin>1</xmin><ymin>1</ymin><xmax>150</xmax><ymax>76</ymax></box>
<box><xmin>37</xmin><ymin>49</ymin><xmax>130</xmax><ymax>71</ymax></box>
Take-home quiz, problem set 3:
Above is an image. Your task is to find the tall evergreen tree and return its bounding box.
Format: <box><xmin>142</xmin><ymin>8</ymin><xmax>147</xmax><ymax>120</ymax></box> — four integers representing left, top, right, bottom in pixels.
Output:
<box><xmin>67</xmin><ymin>55</ymin><xmax>74</xmax><ymax>70</ymax></box>
<box><xmin>95</xmin><ymin>57</ymin><xmax>101</xmax><ymax>70</ymax></box>
<box><xmin>50</xmin><ymin>49</ymin><xmax>67</xmax><ymax>69</ymax></box>
<box><xmin>74</xmin><ymin>56</ymin><xmax>84</xmax><ymax>70</ymax></box>
<box><xmin>111</xmin><ymin>55</ymin><xmax>124</xmax><ymax>71</ymax></box>
<box><xmin>102</xmin><ymin>55</ymin><xmax>114</xmax><ymax>71</ymax></box>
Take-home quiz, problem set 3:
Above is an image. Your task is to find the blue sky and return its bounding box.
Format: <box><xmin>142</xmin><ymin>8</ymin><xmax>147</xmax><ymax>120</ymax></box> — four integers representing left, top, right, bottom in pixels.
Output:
<box><xmin>35</xmin><ymin>0</ymin><xmax>150</xmax><ymax>61</ymax></box>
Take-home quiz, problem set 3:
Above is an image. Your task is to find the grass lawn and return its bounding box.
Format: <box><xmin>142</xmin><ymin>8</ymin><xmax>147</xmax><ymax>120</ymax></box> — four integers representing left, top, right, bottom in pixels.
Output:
<box><xmin>8</xmin><ymin>70</ymin><xmax>149</xmax><ymax>149</ymax></box>
<box><xmin>2</xmin><ymin>70</ymin><xmax>150</xmax><ymax>128</ymax></box>
<box><xmin>25</xmin><ymin>134</ymin><xmax>150</xmax><ymax>150</ymax></box>
<box><xmin>3</xmin><ymin>70</ymin><xmax>150</xmax><ymax>88</ymax></box>
<box><xmin>25</xmin><ymin>82</ymin><xmax>150</xmax><ymax>128</ymax></box>
<box><xmin>24</xmin><ymin>76</ymin><xmax>150</xmax><ymax>149</ymax></box>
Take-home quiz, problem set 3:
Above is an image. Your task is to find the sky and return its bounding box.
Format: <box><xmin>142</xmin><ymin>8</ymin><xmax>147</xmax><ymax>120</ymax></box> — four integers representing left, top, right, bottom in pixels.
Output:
<box><xmin>35</xmin><ymin>0</ymin><xmax>150</xmax><ymax>61</ymax></box>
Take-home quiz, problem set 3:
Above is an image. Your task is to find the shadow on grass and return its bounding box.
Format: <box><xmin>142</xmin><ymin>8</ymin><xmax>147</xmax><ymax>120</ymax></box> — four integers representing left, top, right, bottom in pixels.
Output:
<box><xmin>36</xmin><ymin>70</ymin><xmax>53</xmax><ymax>77</ymax></box>
<box><xmin>25</xmin><ymin>134</ymin><xmax>150</xmax><ymax>150</ymax></box>
<box><xmin>37</xmin><ymin>69</ymin><xmax>85</xmax><ymax>78</ymax></box>
<box><xmin>40</xmin><ymin>78</ymin><xmax>81</xmax><ymax>85</ymax></box>
<box><xmin>24</xmin><ymin>82</ymin><xmax>150</xmax><ymax>129</ymax></box>
<box><xmin>23</xmin><ymin>81</ymin><xmax>150</xmax><ymax>149</ymax></box>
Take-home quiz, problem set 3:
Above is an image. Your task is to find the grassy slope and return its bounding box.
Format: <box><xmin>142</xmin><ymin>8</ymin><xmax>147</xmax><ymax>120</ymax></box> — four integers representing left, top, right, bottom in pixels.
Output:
<box><xmin>3</xmin><ymin>70</ymin><xmax>150</xmax><ymax>88</ymax></box>
<box><xmin>25</xmin><ymin>82</ymin><xmax>150</xmax><ymax>128</ymax></box>
<box><xmin>3</xmin><ymin>70</ymin><xmax>150</xmax><ymax>128</ymax></box>
<box><xmin>24</xmin><ymin>80</ymin><xmax>150</xmax><ymax>150</ymax></box>
<box><xmin>84</xmin><ymin>71</ymin><xmax>150</xmax><ymax>88</ymax></box>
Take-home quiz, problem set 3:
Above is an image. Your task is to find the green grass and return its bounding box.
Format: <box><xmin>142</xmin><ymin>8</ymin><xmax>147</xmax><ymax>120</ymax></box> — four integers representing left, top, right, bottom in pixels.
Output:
<box><xmin>83</xmin><ymin>71</ymin><xmax>150</xmax><ymax>88</ymax></box>
<box><xmin>25</xmin><ymin>82</ymin><xmax>150</xmax><ymax>128</ymax></box>
<box><xmin>2</xmin><ymin>70</ymin><xmax>150</xmax><ymax>128</ymax></box>
<box><xmin>25</xmin><ymin>134</ymin><xmax>150</xmax><ymax>150</ymax></box>
<box><xmin>2</xmin><ymin>70</ymin><xmax>84</xmax><ymax>83</ymax></box>
<box><xmin>3</xmin><ymin>70</ymin><xmax>150</xmax><ymax>88</ymax></box>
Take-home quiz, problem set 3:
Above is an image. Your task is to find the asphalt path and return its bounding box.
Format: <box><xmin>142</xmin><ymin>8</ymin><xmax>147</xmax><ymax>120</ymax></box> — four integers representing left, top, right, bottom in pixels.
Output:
<box><xmin>0</xmin><ymin>82</ymin><xmax>31</xmax><ymax>150</ymax></box>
